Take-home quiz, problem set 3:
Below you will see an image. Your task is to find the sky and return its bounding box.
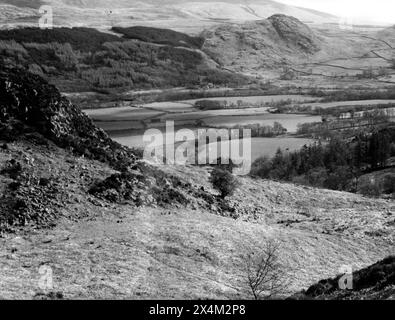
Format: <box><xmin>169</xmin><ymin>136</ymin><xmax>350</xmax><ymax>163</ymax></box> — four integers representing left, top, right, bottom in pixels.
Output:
<box><xmin>275</xmin><ymin>0</ymin><xmax>395</xmax><ymax>24</ymax></box>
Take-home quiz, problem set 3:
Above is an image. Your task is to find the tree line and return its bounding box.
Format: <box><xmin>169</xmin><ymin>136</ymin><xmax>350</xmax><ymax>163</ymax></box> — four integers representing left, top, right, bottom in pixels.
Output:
<box><xmin>251</xmin><ymin>126</ymin><xmax>395</xmax><ymax>194</ymax></box>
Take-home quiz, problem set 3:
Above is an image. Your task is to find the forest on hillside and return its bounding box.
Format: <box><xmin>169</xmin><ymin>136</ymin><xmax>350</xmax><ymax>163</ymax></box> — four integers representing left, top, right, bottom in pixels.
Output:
<box><xmin>112</xmin><ymin>26</ymin><xmax>205</xmax><ymax>49</ymax></box>
<box><xmin>0</xmin><ymin>27</ymin><xmax>249</xmax><ymax>92</ymax></box>
<box><xmin>251</xmin><ymin>126</ymin><xmax>395</xmax><ymax>196</ymax></box>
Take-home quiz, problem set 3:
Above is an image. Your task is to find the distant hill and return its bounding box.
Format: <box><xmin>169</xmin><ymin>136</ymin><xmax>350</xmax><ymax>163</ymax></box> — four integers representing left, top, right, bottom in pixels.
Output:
<box><xmin>202</xmin><ymin>14</ymin><xmax>322</xmax><ymax>73</ymax></box>
<box><xmin>0</xmin><ymin>0</ymin><xmax>44</xmax><ymax>8</ymax></box>
<box><xmin>173</xmin><ymin>0</ymin><xmax>337</xmax><ymax>23</ymax></box>
<box><xmin>0</xmin><ymin>0</ymin><xmax>338</xmax><ymax>31</ymax></box>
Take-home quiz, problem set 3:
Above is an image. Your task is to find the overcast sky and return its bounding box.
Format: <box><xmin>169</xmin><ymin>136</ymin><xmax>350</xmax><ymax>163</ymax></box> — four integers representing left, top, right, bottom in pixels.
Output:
<box><xmin>275</xmin><ymin>0</ymin><xmax>395</xmax><ymax>24</ymax></box>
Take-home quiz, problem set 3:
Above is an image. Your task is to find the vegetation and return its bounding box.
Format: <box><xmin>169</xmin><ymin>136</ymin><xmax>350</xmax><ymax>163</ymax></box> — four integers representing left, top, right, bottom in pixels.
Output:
<box><xmin>225</xmin><ymin>122</ymin><xmax>287</xmax><ymax>138</ymax></box>
<box><xmin>251</xmin><ymin>126</ymin><xmax>395</xmax><ymax>194</ymax></box>
<box><xmin>298</xmin><ymin>256</ymin><xmax>395</xmax><ymax>300</ymax></box>
<box><xmin>309</xmin><ymin>88</ymin><xmax>395</xmax><ymax>102</ymax></box>
<box><xmin>276</xmin><ymin>102</ymin><xmax>395</xmax><ymax>118</ymax></box>
<box><xmin>112</xmin><ymin>26</ymin><xmax>205</xmax><ymax>49</ymax></box>
<box><xmin>359</xmin><ymin>171</ymin><xmax>395</xmax><ymax>198</ymax></box>
<box><xmin>296</xmin><ymin>111</ymin><xmax>392</xmax><ymax>139</ymax></box>
<box><xmin>210</xmin><ymin>167</ymin><xmax>238</xmax><ymax>199</ymax></box>
<box><xmin>0</xmin><ymin>27</ymin><xmax>249</xmax><ymax>92</ymax></box>
<box><xmin>244</xmin><ymin>240</ymin><xmax>289</xmax><ymax>300</ymax></box>
<box><xmin>0</xmin><ymin>27</ymin><xmax>120</xmax><ymax>52</ymax></box>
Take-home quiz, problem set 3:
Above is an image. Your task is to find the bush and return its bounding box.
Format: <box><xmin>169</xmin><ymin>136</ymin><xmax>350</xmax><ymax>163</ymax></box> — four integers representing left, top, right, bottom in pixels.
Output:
<box><xmin>209</xmin><ymin>168</ymin><xmax>237</xmax><ymax>199</ymax></box>
<box><xmin>324</xmin><ymin>166</ymin><xmax>353</xmax><ymax>191</ymax></box>
<box><xmin>0</xmin><ymin>159</ymin><xmax>22</xmax><ymax>179</ymax></box>
<box><xmin>359</xmin><ymin>179</ymin><xmax>381</xmax><ymax>197</ymax></box>
<box><xmin>382</xmin><ymin>174</ymin><xmax>395</xmax><ymax>195</ymax></box>
<box><xmin>244</xmin><ymin>240</ymin><xmax>290</xmax><ymax>299</ymax></box>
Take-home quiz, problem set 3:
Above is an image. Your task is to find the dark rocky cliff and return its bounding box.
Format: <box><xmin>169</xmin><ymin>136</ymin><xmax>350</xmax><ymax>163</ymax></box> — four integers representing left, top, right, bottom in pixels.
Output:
<box><xmin>0</xmin><ymin>66</ymin><xmax>138</xmax><ymax>171</ymax></box>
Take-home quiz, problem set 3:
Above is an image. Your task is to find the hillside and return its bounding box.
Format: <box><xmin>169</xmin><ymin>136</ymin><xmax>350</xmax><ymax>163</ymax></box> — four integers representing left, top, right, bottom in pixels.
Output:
<box><xmin>202</xmin><ymin>14</ymin><xmax>323</xmax><ymax>73</ymax></box>
<box><xmin>377</xmin><ymin>25</ymin><xmax>395</xmax><ymax>47</ymax></box>
<box><xmin>0</xmin><ymin>0</ymin><xmax>337</xmax><ymax>32</ymax></box>
<box><xmin>0</xmin><ymin>67</ymin><xmax>394</xmax><ymax>299</ymax></box>
<box><xmin>112</xmin><ymin>26</ymin><xmax>205</xmax><ymax>49</ymax></box>
<box><xmin>173</xmin><ymin>0</ymin><xmax>337</xmax><ymax>23</ymax></box>
<box><xmin>0</xmin><ymin>27</ymin><xmax>248</xmax><ymax>92</ymax></box>
<box><xmin>200</xmin><ymin>14</ymin><xmax>395</xmax><ymax>84</ymax></box>
<box><xmin>292</xmin><ymin>256</ymin><xmax>395</xmax><ymax>300</ymax></box>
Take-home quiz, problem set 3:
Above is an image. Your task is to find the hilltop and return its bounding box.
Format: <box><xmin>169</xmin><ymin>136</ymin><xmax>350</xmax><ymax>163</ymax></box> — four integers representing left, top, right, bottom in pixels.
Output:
<box><xmin>0</xmin><ymin>67</ymin><xmax>393</xmax><ymax>299</ymax></box>
<box><xmin>0</xmin><ymin>0</ymin><xmax>337</xmax><ymax>31</ymax></box>
<box><xmin>202</xmin><ymin>14</ymin><xmax>322</xmax><ymax>73</ymax></box>
<box><xmin>200</xmin><ymin>14</ymin><xmax>395</xmax><ymax>84</ymax></box>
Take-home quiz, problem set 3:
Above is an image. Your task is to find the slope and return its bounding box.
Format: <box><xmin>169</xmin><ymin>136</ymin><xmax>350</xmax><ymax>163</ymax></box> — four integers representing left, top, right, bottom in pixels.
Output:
<box><xmin>0</xmin><ymin>65</ymin><xmax>393</xmax><ymax>300</ymax></box>
<box><xmin>0</xmin><ymin>0</ymin><xmax>337</xmax><ymax>31</ymax></box>
<box><xmin>202</xmin><ymin>14</ymin><xmax>323</xmax><ymax>73</ymax></box>
<box><xmin>292</xmin><ymin>256</ymin><xmax>395</xmax><ymax>300</ymax></box>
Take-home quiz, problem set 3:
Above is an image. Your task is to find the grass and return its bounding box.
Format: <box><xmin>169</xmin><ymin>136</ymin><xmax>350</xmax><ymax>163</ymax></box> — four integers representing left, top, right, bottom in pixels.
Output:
<box><xmin>0</xmin><ymin>132</ymin><xmax>393</xmax><ymax>299</ymax></box>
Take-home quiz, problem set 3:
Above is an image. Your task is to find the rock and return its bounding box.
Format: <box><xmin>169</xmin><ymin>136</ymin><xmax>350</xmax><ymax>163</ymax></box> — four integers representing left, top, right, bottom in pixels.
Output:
<box><xmin>202</xmin><ymin>14</ymin><xmax>322</xmax><ymax>73</ymax></box>
<box><xmin>0</xmin><ymin>66</ymin><xmax>138</xmax><ymax>171</ymax></box>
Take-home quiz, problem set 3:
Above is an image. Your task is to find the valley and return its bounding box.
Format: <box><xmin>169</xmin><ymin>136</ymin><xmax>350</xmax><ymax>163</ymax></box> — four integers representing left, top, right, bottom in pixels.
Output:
<box><xmin>0</xmin><ymin>0</ymin><xmax>394</xmax><ymax>301</ymax></box>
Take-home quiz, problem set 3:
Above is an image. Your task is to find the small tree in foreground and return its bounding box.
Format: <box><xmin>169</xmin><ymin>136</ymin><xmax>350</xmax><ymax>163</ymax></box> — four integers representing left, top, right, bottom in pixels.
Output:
<box><xmin>209</xmin><ymin>167</ymin><xmax>237</xmax><ymax>199</ymax></box>
<box><xmin>244</xmin><ymin>240</ymin><xmax>290</xmax><ymax>300</ymax></box>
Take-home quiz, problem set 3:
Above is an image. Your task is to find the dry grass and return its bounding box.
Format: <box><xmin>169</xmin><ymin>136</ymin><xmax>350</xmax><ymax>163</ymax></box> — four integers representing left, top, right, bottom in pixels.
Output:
<box><xmin>0</xmin><ymin>141</ymin><xmax>393</xmax><ymax>299</ymax></box>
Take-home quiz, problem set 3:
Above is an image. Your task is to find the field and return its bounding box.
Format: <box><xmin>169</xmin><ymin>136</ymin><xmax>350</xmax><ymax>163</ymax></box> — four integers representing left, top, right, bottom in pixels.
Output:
<box><xmin>84</xmin><ymin>94</ymin><xmax>323</xmax><ymax>135</ymax></box>
<box><xmin>203</xmin><ymin>114</ymin><xmax>322</xmax><ymax>133</ymax></box>
<box><xmin>199</xmin><ymin>137</ymin><xmax>316</xmax><ymax>164</ymax></box>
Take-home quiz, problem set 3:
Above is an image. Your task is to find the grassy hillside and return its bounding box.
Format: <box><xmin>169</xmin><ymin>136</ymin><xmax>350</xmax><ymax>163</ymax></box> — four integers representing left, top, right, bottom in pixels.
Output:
<box><xmin>0</xmin><ymin>67</ymin><xmax>393</xmax><ymax>299</ymax></box>
<box><xmin>0</xmin><ymin>139</ymin><xmax>393</xmax><ymax>299</ymax></box>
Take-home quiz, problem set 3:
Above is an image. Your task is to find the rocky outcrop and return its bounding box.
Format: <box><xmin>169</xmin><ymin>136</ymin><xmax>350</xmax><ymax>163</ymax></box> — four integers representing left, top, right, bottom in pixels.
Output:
<box><xmin>0</xmin><ymin>66</ymin><xmax>138</xmax><ymax>171</ymax></box>
<box><xmin>0</xmin><ymin>67</ymin><xmax>237</xmax><ymax>232</ymax></box>
<box><xmin>202</xmin><ymin>14</ymin><xmax>322</xmax><ymax>73</ymax></box>
<box><xmin>267</xmin><ymin>14</ymin><xmax>320</xmax><ymax>54</ymax></box>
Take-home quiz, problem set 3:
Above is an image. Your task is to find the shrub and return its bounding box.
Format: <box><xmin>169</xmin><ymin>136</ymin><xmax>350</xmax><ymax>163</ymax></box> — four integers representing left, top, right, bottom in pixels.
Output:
<box><xmin>324</xmin><ymin>166</ymin><xmax>353</xmax><ymax>191</ymax></box>
<box><xmin>359</xmin><ymin>179</ymin><xmax>381</xmax><ymax>197</ymax></box>
<box><xmin>244</xmin><ymin>240</ymin><xmax>290</xmax><ymax>299</ymax></box>
<box><xmin>209</xmin><ymin>167</ymin><xmax>237</xmax><ymax>199</ymax></box>
<box><xmin>0</xmin><ymin>159</ymin><xmax>22</xmax><ymax>179</ymax></box>
<box><xmin>382</xmin><ymin>174</ymin><xmax>395</xmax><ymax>195</ymax></box>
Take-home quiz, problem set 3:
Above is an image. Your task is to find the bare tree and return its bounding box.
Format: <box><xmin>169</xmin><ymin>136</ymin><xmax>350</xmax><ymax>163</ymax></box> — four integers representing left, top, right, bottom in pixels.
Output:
<box><xmin>244</xmin><ymin>240</ymin><xmax>290</xmax><ymax>300</ymax></box>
